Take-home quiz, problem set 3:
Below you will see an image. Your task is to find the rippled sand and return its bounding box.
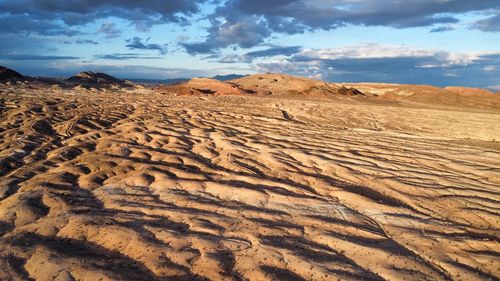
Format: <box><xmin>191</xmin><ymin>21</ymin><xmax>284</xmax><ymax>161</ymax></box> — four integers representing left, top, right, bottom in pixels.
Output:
<box><xmin>0</xmin><ymin>88</ymin><xmax>499</xmax><ymax>281</ymax></box>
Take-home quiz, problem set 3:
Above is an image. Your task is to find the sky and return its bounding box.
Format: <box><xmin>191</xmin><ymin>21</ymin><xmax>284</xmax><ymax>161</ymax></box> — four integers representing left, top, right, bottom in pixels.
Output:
<box><xmin>0</xmin><ymin>0</ymin><xmax>499</xmax><ymax>90</ymax></box>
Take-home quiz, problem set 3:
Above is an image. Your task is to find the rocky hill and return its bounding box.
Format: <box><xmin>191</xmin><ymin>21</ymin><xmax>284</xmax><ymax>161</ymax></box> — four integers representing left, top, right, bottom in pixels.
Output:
<box><xmin>0</xmin><ymin>66</ymin><xmax>25</xmax><ymax>83</ymax></box>
<box><xmin>66</xmin><ymin>71</ymin><xmax>135</xmax><ymax>89</ymax></box>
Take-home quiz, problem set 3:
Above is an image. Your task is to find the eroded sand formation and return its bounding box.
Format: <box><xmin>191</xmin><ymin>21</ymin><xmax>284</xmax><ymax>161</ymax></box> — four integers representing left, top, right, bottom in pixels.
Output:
<box><xmin>0</xmin><ymin>70</ymin><xmax>499</xmax><ymax>281</ymax></box>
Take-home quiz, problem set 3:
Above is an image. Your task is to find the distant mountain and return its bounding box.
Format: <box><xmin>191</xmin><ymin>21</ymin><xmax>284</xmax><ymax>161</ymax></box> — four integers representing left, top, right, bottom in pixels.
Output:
<box><xmin>212</xmin><ymin>74</ymin><xmax>247</xmax><ymax>81</ymax></box>
<box><xmin>66</xmin><ymin>71</ymin><xmax>135</xmax><ymax>88</ymax></box>
<box><xmin>0</xmin><ymin>66</ymin><xmax>134</xmax><ymax>89</ymax></box>
<box><xmin>0</xmin><ymin>66</ymin><xmax>25</xmax><ymax>82</ymax></box>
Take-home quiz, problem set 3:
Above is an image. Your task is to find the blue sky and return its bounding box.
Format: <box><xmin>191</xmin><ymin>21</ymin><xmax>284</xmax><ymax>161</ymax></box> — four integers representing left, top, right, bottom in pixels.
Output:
<box><xmin>0</xmin><ymin>0</ymin><xmax>499</xmax><ymax>90</ymax></box>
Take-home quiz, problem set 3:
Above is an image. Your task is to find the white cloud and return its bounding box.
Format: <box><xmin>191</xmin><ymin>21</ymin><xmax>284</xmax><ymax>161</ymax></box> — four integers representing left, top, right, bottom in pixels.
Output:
<box><xmin>297</xmin><ymin>44</ymin><xmax>435</xmax><ymax>59</ymax></box>
<box><xmin>487</xmin><ymin>85</ymin><xmax>500</xmax><ymax>91</ymax></box>
<box><xmin>294</xmin><ymin>43</ymin><xmax>480</xmax><ymax>68</ymax></box>
<box><xmin>483</xmin><ymin>65</ymin><xmax>497</xmax><ymax>72</ymax></box>
<box><xmin>251</xmin><ymin>43</ymin><xmax>499</xmax><ymax>87</ymax></box>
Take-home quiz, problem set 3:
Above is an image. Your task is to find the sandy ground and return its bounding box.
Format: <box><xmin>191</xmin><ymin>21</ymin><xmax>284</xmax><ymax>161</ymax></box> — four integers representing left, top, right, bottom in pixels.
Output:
<box><xmin>0</xmin><ymin>87</ymin><xmax>499</xmax><ymax>281</ymax></box>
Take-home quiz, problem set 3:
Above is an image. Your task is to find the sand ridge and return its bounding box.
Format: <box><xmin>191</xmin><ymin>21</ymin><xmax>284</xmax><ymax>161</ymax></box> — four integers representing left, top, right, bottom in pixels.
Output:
<box><xmin>338</xmin><ymin>82</ymin><xmax>500</xmax><ymax>109</ymax></box>
<box><xmin>154</xmin><ymin>78</ymin><xmax>245</xmax><ymax>96</ymax></box>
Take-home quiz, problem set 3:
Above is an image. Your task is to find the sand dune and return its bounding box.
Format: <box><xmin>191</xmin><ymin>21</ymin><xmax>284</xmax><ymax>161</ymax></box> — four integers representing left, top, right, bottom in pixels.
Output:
<box><xmin>229</xmin><ymin>73</ymin><xmax>344</xmax><ymax>98</ymax></box>
<box><xmin>154</xmin><ymin>78</ymin><xmax>244</xmax><ymax>96</ymax></box>
<box><xmin>444</xmin><ymin>86</ymin><xmax>495</xmax><ymax>97</ymax></box>
<box><xmin>339</xmin><ymin>82</ymin><xmax>500</xmax><ymax>109</ymax></box>
<box><xmin>0</xmin><ymin>78</ymin><xmax>499</xmax><ymax>281</ymax></box>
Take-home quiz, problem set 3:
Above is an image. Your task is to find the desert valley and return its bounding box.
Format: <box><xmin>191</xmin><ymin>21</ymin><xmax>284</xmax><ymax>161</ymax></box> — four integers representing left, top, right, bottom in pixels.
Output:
<box><xmin>0</xmin><ymin>65</ymin><xmax>499</xmax><ymax>281</ymax></box>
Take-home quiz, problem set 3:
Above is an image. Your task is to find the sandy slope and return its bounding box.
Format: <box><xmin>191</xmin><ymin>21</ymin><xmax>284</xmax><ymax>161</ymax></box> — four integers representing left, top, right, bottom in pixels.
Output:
<box><xmin>154</xmin><ymin>78</ymin><xmax>244</xmax><ymax>96</ymax></box>
<box><xmin>338</xmin><ymin>83</ymin><xmax>500</xmax><ymax>109</ymax></box>
<box><xmin>229</xmin><ymin>74</ymin><xmax>343</xmax><ymax>98</ymax></box>
<box><xmin>0</xmin><ymin>85</ymin><xmax>499</xmax><ymax>281</ymax></box>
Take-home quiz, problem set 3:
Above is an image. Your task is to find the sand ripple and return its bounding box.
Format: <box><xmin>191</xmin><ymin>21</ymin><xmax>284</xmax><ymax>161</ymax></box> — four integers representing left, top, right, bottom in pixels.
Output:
<box><xmin>0</xmin><ymin>89</ymin><xmax>499</xmax><ymax>280</ymax></box>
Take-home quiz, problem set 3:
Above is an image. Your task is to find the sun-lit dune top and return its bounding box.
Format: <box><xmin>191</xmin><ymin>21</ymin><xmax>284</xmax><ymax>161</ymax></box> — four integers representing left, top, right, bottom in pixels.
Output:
<box><xmin>445</xmin><ymin>86</ymin><xmax>495</xmax><ymax>97</ymax></box>
<box><xmin>229</xmin><ymin>73</ymin><xmax>342</xmax><ymax>97</ymax></box>
<box><xmin>154</xmin><ymin>77</ymin><xmax>244</xmax><ymax>96</ymax></box>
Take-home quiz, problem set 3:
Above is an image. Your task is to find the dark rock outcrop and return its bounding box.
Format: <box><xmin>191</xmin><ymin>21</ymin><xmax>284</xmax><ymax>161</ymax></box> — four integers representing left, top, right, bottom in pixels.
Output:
<box><xmin>66</xmin><ymin>71</ymin><xmax>134</xmax><ymax>89</ymax></box>
<box><xmin>0</xmin><ymin>66</ymin><xmax>25</xmax><ymax>83</ymax></box>
<box><xmin>337</xmin><ymin>86</ymin><xmax>365</xmax><ymax>96</ymax></box>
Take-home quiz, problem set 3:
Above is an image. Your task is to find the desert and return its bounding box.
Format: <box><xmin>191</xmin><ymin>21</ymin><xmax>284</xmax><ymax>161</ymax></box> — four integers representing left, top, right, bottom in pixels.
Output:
<box><xmin>0</xmin><ymin>66</ymin><xmax>499</xmax><ymax>281</ymax></box>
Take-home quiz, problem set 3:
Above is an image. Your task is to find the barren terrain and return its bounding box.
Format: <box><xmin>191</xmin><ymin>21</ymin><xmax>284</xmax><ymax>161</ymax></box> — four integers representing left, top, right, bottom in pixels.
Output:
<box><xmin>0</xmin><ymin>83</ymin><xmax>499</xmax><ymax>281</ymax></box>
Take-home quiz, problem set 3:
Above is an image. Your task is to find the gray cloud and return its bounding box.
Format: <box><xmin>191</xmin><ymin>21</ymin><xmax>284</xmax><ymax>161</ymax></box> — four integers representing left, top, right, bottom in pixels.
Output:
<box><xmin>430</xmin><ymin>26</ymin><xmax>455</xmax><ymax>33</ymax></box>
<box><xmin>220</xmin><ymin>0</ymin><xmax>498</xmax><ymax>29</ymax></box>
<box><xmin>0</xmin><ymin>14</ymin><xmax>81</xmax><ymax>36</ymax></box>
<box><xmin>0</xmin><ymin>0</ymin><xmax>208</xmax><ymax>32</ymax></box>
<box><xmin>94</xmin><ymin>53</ymin><xmax>161</xmax><ymax>60</ymax></box>
<box><xmin>182</xmin><ymin>16</ymin><xmax>271</xmax><ymax>54</ymax></box>
<box><xmin>126</xmin><ymin>37</ymin><xmax>168</xmax><ymax>55</ymax></box>
<box><xmin>246</xmin><ymin>46</ymin><xmax>302</xmax><ymax>59</ymax></box>
<box><xmin>0</xmin><ymin>0</ymin><xmax>498</xmax><ymax>56</ymax></box>
<box><xmin>216</xmin><ymin>45</ymin><xmax>302</xmax><ymax>63</ymax></box>
<box><xmin>472</xmin><ymin>11</ymin><xmax>500</xmax><ymax>32</ymax></box>
<box><xmin>75</xmin><ymin>39</ymin><xmax>99</xmax><ymax>45</ymax></box>
<box><xmin>182</xmin><ymin>0</ymin><xmax>500</xmax><ymax>53</ymax></box>
<box><xmin>1</xmin><ymin>54</ymin><xmax>80</xmax><ymax>60</ymax></box>
<box><xmin>97</xmin><ymin>22</ymin><xmax>122</xmax><ymax>38</ymax></box>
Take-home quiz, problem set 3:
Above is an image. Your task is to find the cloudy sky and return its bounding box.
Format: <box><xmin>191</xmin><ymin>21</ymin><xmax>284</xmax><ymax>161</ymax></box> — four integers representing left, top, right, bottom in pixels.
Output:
<box><xmin>0</xmin><ymin>0</ymin><xmax>499</xmax><ymax>89</ymax></box>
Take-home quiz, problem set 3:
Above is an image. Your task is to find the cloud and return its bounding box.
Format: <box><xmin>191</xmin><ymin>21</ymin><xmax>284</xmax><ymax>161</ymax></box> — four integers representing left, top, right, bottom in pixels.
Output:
<box><xmin>0</xmin><ymin>0</ymin><xmax>208</xmax><ymax>33</ymax></box>
<box><xmin>1</xmin><ymin>0</ymin><xmax>498</xmax><ymax>57</ymax></box>
<box><xmin>246</xmin><ymin>46</ymin><xmax>302</xmax><ymax>59</ymax></box>
<box><xmin>182</xmin><ymin>0</ymin><xmax>500</xmax><ymax>53</ymax></box>
<box><xmin>483</xmin><ymin>65</ymin><xmax>497</xmax><ymax>72</ymax></box>
<box><xmin>472</xmin><ymin>11</ymin><xmax>500</xmax><ymax>32</ymax></box>
<box><xmin>97</xmin><ymin>22</ymin><xmax>122</xmax><ymax>38</ymax></box>
<box><xmin>126</xmin><ymin>37</ymin><xmax>168</xmax><ymax>55</ymax></box>
<box><xmin>220</xmin><ymin>0</ymin><xmax>498</xmax><ymax>29</ymax></box>
<box><xmin>487</xmin><ymin>85</ymin><xmax>500</xmax><ymax>92</ymax></box>
<box><xmin>216</xmin><ymin>45</ymin><xmax>302</xmax><ymax>63</ymax></box>
<box><xmin>430</xmin><ymin>26</ymin><xmax>455</xmax><ymax>33</ymax></box>
<box><xmin>62</xmin><ymin>39</ymin><xmax>98</xmax><ymax>45</ymax></box>
<box><xmin>182</xmin><ymin>16</ymin><xmax>271</xmax><ymax>54</ymax></box>
<box><xmin>94</xmin><ymin>53</ymin><xmax>161</xmax><ymax>60</ymax></box>
<box><xmin>75</xmin><ymin>39</ymin><xmax>99</xmax><ymax>45</ymax></box>
<box><xmin>1</xmin><ymin>54</ymin><xmax>80</xmax><ymax>60</ymax></box>
<box><xmin>293</xmin><ymin>44</ymin><xmax>436</xmax><ymax>60</ymax></box>
<box><xmin>253</xmin><ymin>44</ymin><xmax>500</xmax><ymax>88</ymax></box>
<box><xmin>0</xmin><ymin>14</ymin><xmax>81</xmax><ymax>36</ymax></box>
